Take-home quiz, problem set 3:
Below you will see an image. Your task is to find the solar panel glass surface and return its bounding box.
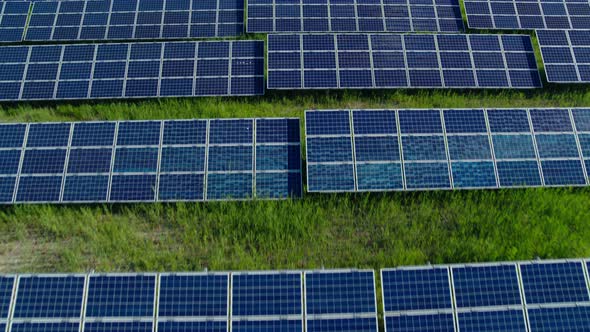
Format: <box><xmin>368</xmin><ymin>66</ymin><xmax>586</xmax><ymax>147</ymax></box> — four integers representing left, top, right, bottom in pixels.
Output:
<box><xmin>0</xmin><ymin>118</ymin><xmax>301</xmax><ymax>204</ymax></box>
<box><xmin>25</xmin><ymin>0</ymin><xmax>243</xmax><ymax>41</ymax></box>
<box><xmin>232</xmin><ymin>272</ymin><xmax>302</xmax><ymax>317</ymax></box>
<box><xmin>248</xmin><ymin>0</ymin><xmax>463</xmax><ymax>33</ymax></box>
<box><xmin>158</xmin><ymin>273</ymin><xmax>228</xmax><ymax>318</ymax></box>
<box><xmin>85</xmin><ymin>274</ymin><xmax>156</xmax><ymax>318</ymax></box>
<box><xmin>465</xmin><ymin>0</ymin><xmax>590</xmax><ymax>30</ymax></box>
<box><xmin>306</xmin><ymin>108</ymin><xmax>589</xmax><ymax>193</ymax></box>
<box><xmin>13</xmin><ymin>275</ymin><xmax>85</xmax><ymax>319</ymax></box>
<box><xmin>520</xmin><ymin>261</ymin><xmax>590</xmax><ymax>305</ymax></box>
<box><xmin>305</xmin><ymin>270</ymin><xmax>376</xmax><ymax>315</ymax></box>
<box><xmin>0</xmin><ymin>276</ymin><xmax>13</xmax><ymax>320</ymax></box>
<box><xmin>382</xmin><ymin>267</ymin><xmax>452</xmax><ymax>312</ymax></box>
<box><xmin>452</xmin><ymin>264</ymin><xmax>522</xmax><ymax>308</ymax></box>
<box><xmin>0</xmin><ymin>41</ymin><xmax>264</xmax><ymax>101</ymax></box>
<box><xmin>537</xmin><ymin>29</ymin><xmax>590</xmax><ymax>83</ymax></box>
<box><xmin>268</xmin><ymin>34</ymin><xmax>541</xmax><ymax>90</ymax></box>
<box><xmin>385</xmin><ymin>313</ymin><xmax>455</xmax><ymax>332</ymax></box>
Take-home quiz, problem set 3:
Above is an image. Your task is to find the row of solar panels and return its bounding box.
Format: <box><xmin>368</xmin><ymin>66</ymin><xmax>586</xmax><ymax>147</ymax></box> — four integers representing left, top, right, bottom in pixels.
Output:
<box><xmin>0</xmin><ymin>270</ymin><xmax>377</xmax><ymax>332</ymax></box>
<box><xmin>0</xmin><ymin>0</ymin><xmax>467</xmax><ymax>44</ymax></box>
<box><xmin>0</xmin><ymin>0</ymin><xmax>245</xmax><ymax>43</ymax></box>
<box><xmin>0</xmin><ymin>258</ymin><xmax>589</xmax><ymax>332</ymax></box>
<box><xmin>3</xmin><ymin>107</ymin><xmax>590</xmax><ymax>204</ymax></box>
<box><xmin>0</xmin><ymin>33</ymin><xmax>547</xmax><ymax>102</ymax></box>
<box><xmin>305</xmin><ymin>107</ymin><xmax>590</xmax><ymax>192</ymax></box>
<box><xmin>0</xmin><ymin>118</ymin><xmax>302</xmax><ymax>203</ymax></box>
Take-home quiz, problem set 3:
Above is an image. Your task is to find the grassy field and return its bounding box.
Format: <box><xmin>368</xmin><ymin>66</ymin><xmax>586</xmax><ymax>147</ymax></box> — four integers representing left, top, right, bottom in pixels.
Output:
<box><xmin>1</xmin><ymin>87</ymin><xmax>590</xmax><ymax>274</ymax></box>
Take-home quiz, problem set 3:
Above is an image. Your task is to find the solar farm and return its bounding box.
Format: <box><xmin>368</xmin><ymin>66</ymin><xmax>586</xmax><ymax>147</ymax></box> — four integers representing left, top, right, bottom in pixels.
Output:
<box><xmin>0</xmin><ymin>0</ymin><xmax>589</xmax><ymax>331</ymax></box>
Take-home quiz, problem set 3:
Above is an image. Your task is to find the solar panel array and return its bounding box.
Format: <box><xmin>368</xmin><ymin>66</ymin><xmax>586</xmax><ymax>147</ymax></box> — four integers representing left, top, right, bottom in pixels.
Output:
<box><xmin>382</xmin><ymin>259</ymin><xmax>590</xmax><ymax>332</ymax></box>
<box><xmin>26</xmin><ymin>0</ymin><xmax>244</xmax><ymax>42</ymax></box>
<box><xmin>465</xmin><ymin>0</ymin><xmax>590</xmax><ymax>30</ymax></box>
<box><xmin>231</xmin><ymin>272</ymin><xmax>303</xmax><ymax>331</ymax></box>
<box><xmin>0</xmin><ymin>2</ymin><xmax>29</xmax><ymax>43</ymax></box>
<box><xmin>537</xmin><ymin>29</ymin><xmax>590</xmax><ymax>83</ymax></box>
<box><xmin>0</xmin><ymin>41</ymin><xmax>264</xmax><ymax>101</ymax></box>
<box><xmin>305</xmin><ymin>270</ymin><xmax>378</xmax><ymax>332</ymax></box>
<box><xmin>0</xmin><ymin>270</ymin><xmax>375</xmax><ymax>332</ymax></box>
<box><xmin>0</xmin><ymin>118</ymin><xmax>302</xmax><ymax>204</ymax></box>
<box><xmin>305</xmin><ymin>108</ymin><xmax>590</xmax><ymax>192</ymax></box>
<box><xmin>247</xmin><ymin>0</ymin><xmax>464</xmax><ymax>33</ymax></box>
<box><xmin>268</xmin><ymin>34</ymin><xmax>542</xmax><ymax>90</ymax></box>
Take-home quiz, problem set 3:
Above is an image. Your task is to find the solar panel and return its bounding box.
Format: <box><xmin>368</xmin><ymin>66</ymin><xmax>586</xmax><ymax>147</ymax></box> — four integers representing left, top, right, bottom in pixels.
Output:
<box><xmin>305</xmin><ymin>108</ymin><xmax>590</xmax><ymax>193</ymax></box>
<box><xmin>0</xmin><ymin>118</ymin><xmax>301</xmax><ymax>204</ymax></box>
<box><xmin>528</xmin><ymin>305</ymin><xmax>590</xmax><ymax>332</ymax></box>
<box><xmin>12</xmin><ymin>275</ymin><xmax>86</xmax><ymax>319</ymax></box>
<box><xmin>385</xmin><ymin>313</ymin><xmax>455</xmax><ymax>332</ymax></box>
<box><xmin>267</xmin><ymin>34</ymin><xmax>542</xmax><ymax>90</ymax></box>
<box><xmin>0</xmin><ymin>40</ymin><xmax>264</xmax><ymax>101</ymax></box>
<box><xmin>85</xmin><ymin>274</ymin><xmax>156</xmax><ymax>318</ymax></box>
<box><xmin>537</xmin><ymin>29</ymin><xmax>590</xmax><ymax>83</ymax></box>
<box><xmin>304</xmin><ymin>270</ymin><xmax>377</xmax><ymax>332</ymax></box>
<box><xmin>382</xmin><ymin>267</ymin><xmax>452</xmax><ymax>313</ymax></box>
<box><xmin>25</xmin><ymin>0</ymin><xmax>244</xmax><ymax>41</ymax></box>
<box><xmin>247</xmin><ymin>0</ymin><xmax>464</xmax><ymax>33</ymax></box>
<box><xmin>465</xmin><ymin>0</ymin><xmax>590</xmax><ymax>30</ymax></box>
<box><xmin>457</xmin><ymin>309</ymin><xmax>527</xmax><ymax>332</ymax></box>
<box><xmin>231</xmin><ymin>271</ymin><xmax>303</xmax><ymax>332</ymax></box>
<box><xmin>157</xmin><ymin>321</ymin><xmax>227</xmax><ymax>332</ymax></box>
<box><xmin>452</xmin><ymin>264</ymin><xmax>522</xmax><ymax>308</ymax></box>
<box><xmin>83</xmin><ymin>320</ymin><xmax>153</xmax><ymax>332</ymax></box>
<box><xmin>519</xmin><ymin>260</ymin><xmax>590</xmax><ymax>305</ymax></box>
<box><xmin>0</xmin><ymin>276</ymin><xmax>14</xmax><ymax>321</ymax></box>
<box><xmin>10</xmin><ymin>322</ymin><xmax>80</xmax><ymax>332</ymax></box>
<box><xmin>0</xmin><ymin>2</ymin><xmax>30</xmax><ymax>42</ymax></box>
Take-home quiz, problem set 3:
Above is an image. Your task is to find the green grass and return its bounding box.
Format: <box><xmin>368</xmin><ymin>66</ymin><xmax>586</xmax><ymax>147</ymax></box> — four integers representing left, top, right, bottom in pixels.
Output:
<box><xmin>1</xmin><ymin>88</ymin><xmax>590</xmax><ymax>274</ymax></box>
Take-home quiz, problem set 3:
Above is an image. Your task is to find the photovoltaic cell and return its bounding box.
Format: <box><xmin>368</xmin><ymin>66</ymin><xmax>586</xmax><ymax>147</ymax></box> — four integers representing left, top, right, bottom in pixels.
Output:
<box><xmin>248</xmin><ymin>0</ymin><xmax>463</xmax><ymax>33</ymax></box>
<box><xmin>85</xmin><ymin>274</ymin><xmax>156</xmax><ymax>318</ymax></box>
<box><xmin>0</xmin><ymin>276</ymin><xmax>14</xmax><ymax>320</ymax></box>
<box><xmin>26</xmin><ymin>0</ymin><xmax>244</xmax><ymax>41</ymax></box>
<box><xmin>13</xmin><ymin>275</ymin><xmax>85</xmax><ymax>319</ymax></box>
<box><xmin>457</xmin><ymin>309</ymin><xmax>527</xmax><ymax>332</ymax></box>
<box><xmin>528</xmin><ymin>305</ymin><xmax>590</xmax><ymax>332</ymax></box>
<box><xmin>305</xmin><ymin>270</ymin><xmax>377</xmax><ymax>332</ymax></box>
<box><xmin>0</xmin><ymin>40</ymin><xmax>264</xmax><ymax>101</ymax></box>
<box><xmin>520</xmin><ymin>261</ymin><xmax>590</xmax><ymax>305</ymax></box>
<box><xmin>268</xmin><ymin>34</ymin><xmax>542</xmax><ymax>90</ymax></box>
<box><xmin>0</xmin><ymin>2</ymin><xmax>30</xmax><ymax>42</ymax></box>
<box><xmin>465</xmin><ymin>0</ymin><xmax>590</xmax><ymax>30</ymax></box>
<box><xmin>158</xmin><ymin>273</ymin><xmax>228</xmax><ymax>318</ymax></box>
<box><xmin>231</xmin><ymin>272</ymin><xmax>303</xmax><ymax>332</ymax></box>
<box><xmin>385</xmin><ymin>313</ymin><xmax>455</xmax><ymax>332</ymax></box>
<box><xmin>452</xmin><ymin>264</ymin><xmax>522</xmax><ymax>308</ymax></box>
<box><xmin>381</xmin><ymin>267</ymin><xmax>452</xmax><ymax>313</ymax></box>
<box><xmin>10</xmin><ymin>322</ymin><xmax>80</xmax><ymax>332</ymax></box>
<box><xmin>305</xmin><ymin>108</ymin><xmax>589</xmax><ymax>193</ymax></box>
<box><xmin>83</xmin><ymin>321</ymin><xmax>153</xmax><ymax>332</ymax></box>
<box><xmin>158</xmin><ymin>321</ymin><xmax>227</xmax><ymax>332</ymax></box>
<box><xmin>537</xmin><ymin>29</ymin><xmax>590</xmax><ymax>83</ymax></box>
<box><xmin>0</xmin><ymin>118</ymin><xmax>301</xmax><ymax>204</ymax></box>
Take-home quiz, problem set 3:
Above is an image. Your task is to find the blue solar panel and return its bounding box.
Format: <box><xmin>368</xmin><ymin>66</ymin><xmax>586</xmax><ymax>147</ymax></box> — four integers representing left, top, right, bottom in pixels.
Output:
<box><xmin>158</xmin><ymin>321</ymin><xmax>227</xmax><ymax>332</ymax></box>
<box><xmin>527</xmin><ymin>306</ymin><xmax>590</xmax><ymax>332</ymax></box>
<box><xmin>307</xmin><ymin>317</ymin><xmax>378</xmax><ymax>332</ymax></box>
<box><xmin>520</xmin><ymin>261</ymin><xmax>590</xmax><ymax>305</ymax></box>
<box><xmin>0</xmin><ymin>41</ymin><xmax>264</xmax><ymax>101</ymax></box>
<box><xmin>306</xmin><ymin>108</ymin><xmax>589</xmax><ymax>193</ymax></box>
<box><xmin>232</xmin><ymin>272</ymin><xmax>302</xmax><ymax>317</ymax></box>
<box><xmin>0</xmin><ymin>118</ymin><xmax>301</xmax><ymax>204</ymax></box>
<box><xmin>13</xmin><ymin>275</ymin><xmax>85</xmax><ymax>319</ymax></box>
<box><xmin>0</xmin><ymin>276</ymin><xmax>14</xmax><ymax>320</ymax></box>
<box><xmin>457</xmin><ymin>309</ymin><xmax>527</xmax><ymax>332</ymax></box>
<box><xmin>248</xmin><ymin>0</ymin><xmax>463</xmax><ymax>33</ymax></box>
<box><xmin>85</xmin><ymin>274</ymin><xmax>156</xmax><ymax>318</ymax></box>
<box><xmin>465</xmin><ymin>0</ymin><xmax>590</xmax><ymax>30</ymax></box>
<box><xmin>382</xmin><ymin>267</ymin><xmax>452</xmax><ymax>312</ymax></box>
<box><xmin>385</xmin><ymin>313</ymin><xmax>455</xmax><ymax>332</ymax></box>
<box><xmin>305</xmin><ymin>270</ymin><xmax>376</xmax><ymax>315</ymax></box>
<box><xmin>158</xmin><ymin>273</ymin><xmax>228</xmax><ymax>318</ymax></box>
<box><xmin>83</xmin><ymin>321</ymin><xmax>153</xmax><ymax>332</ymax></box>
<box><xmin>10</xmin><ymin>322</ymin><xmax>80</xmax><ymax>332</ymax></box>
<box><xmin>452</xmin><ymin>264</ymin><xmax>522</xmax><ymax>308</ymax></box>
<box><xmin>0</xmin><ymin>2</ymin><xmax>30</xmax><ymax>42</ymax></box>
<box><xmin>232</xmin><ymin>320</ymin><xmax>303</xmax><ymax>332</ymax></box>
<box><xmin>268</xmin><ymin>34</ymin><xmax>541</xmax><ymax>90</ymax></box>
<box><xmin>537</xmin><ymin>30</ymin><xmax>590</xmax><ymax>83</ymax></box>
<box><xmin>25</xmin><ymin>0</ymin><xmax>243</xmax><ymax>41</ymax></box>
